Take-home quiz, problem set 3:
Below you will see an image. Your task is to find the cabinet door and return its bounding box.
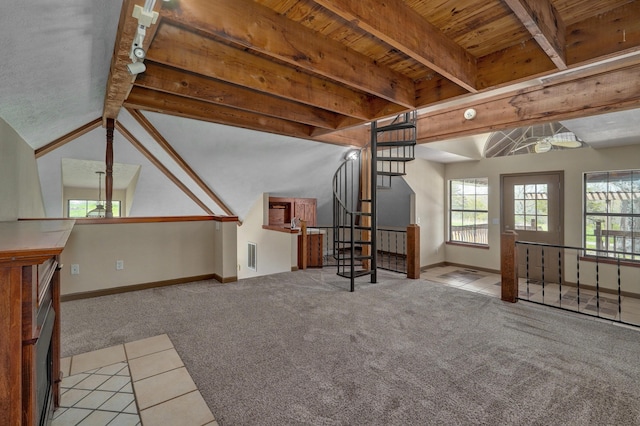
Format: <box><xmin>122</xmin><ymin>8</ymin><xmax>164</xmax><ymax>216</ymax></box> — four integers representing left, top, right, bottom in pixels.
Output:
<box><xmin>294</xmin><ymin>199</ymin><xmax>316</xmax><ymax>226</ymax></box>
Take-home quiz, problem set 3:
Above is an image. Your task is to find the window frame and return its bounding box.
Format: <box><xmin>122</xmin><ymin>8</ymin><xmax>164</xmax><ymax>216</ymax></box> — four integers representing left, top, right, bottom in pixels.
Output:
<box><xmin>583</xmin><ymin>170</ymin><xmax>639</xmax><ymax>262</ymax></box>
<box><xmin>448</xmin><ymin>177</ymin><xmax>489</xmax><ymax>246</ymax></box>
<box><xmin>67</xmin><ymin>199</ymin><xmax>122</xmax><ymax>218</ymax></box>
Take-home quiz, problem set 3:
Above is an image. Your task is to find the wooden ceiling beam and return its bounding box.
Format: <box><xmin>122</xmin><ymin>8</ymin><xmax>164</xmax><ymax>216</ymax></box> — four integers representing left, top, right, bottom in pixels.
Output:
<box><xmin>126</xmin><ymin>108</ymin><xmax>236</xmax><ymax>217</ymax></box>
<box><xmin>566</xmin><ymin>2</ymin><xmax>640</xmax><ymax>65</ymax></box>
<box><xmin>147</xmin><ymin>24</ymin><xmax>380</xmax><ymax>121</ymax></box>
<box><xmin>476</xmin><ymin>39</ymin><xmax>556</xmax><ymax>90</ymax></box>
<box><xmin>477</xmin><ymin>2</ymin><xmax>640</xmax><ymax>90</ymax></box>
<box><xmin>124</xmin><ymin>87</ymin><xmax>369</xmax><ymax>146</ymax></box>
<box><xmin>311</xmin><ymin>0</ymin><xmax>477</xmax><ymax>93</ymax></box>
<box><xmin>34</xmin><ymin>118</ymin><xmax>102</xmax><ymax>158</ymax></box>
<box><xmin>416</xmin><ymin>64</ymin><xmax>640</xmax><ymax>143</ymax></box>
<box><xmin>103</xmin><ymin>0</ymin><xmax>162</xmax><ymax>122</ymax></box>
<box><xmin>503</xmin><ymin>0</ymin><xmax>567</xmax><ymax>70</ymax></box>
<box><xmin>415</xmin><ymin>77</ymin><xmax>469</xmax><ymax>108</ymax></box>
<box><xmin>115</xmin><ymin>122</ymin><xmax>215</xmax><ymax>215</ymax></box>
<box><xmin>135</xmin><ymin>62</ymin><xmax>346</xmax><ymax>130</ymax></box>
<box><xmin>158</xmin><ymin>0</ymin><xmax>415</xmax><ymax>108</ymax></box>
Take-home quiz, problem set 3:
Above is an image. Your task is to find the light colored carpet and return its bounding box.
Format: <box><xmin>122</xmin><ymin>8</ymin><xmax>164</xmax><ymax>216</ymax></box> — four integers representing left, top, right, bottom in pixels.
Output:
<box><xmin>61</xmin><ymin>269</ymin><xmax>640</xmax><ymax>425</ymax></box>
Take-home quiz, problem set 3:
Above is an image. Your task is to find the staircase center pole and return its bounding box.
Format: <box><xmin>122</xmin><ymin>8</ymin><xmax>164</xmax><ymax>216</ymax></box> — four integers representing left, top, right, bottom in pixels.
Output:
<box><xmin>370</xmin><ymin>120</ymin><xmax>378</xmax><ymax>283</ymax></box>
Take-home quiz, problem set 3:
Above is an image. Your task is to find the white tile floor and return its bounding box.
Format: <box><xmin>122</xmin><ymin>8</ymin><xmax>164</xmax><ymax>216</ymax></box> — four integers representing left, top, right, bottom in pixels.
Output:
<box><xmin>54</xmin><ymin>334</ymin><xmax>217</xmax><ymax>426</ymax></box>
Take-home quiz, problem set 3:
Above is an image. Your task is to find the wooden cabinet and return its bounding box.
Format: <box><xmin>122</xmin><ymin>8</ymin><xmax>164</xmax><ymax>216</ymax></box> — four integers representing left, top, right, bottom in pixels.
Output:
<box><xmin>0</xmin><ymin>220</ymin><xmax>74</xmax><ymax>425</ymax></box>
<box><xmin>268</xmin><ymin>197</ymin><xmax>317</xmax><ymax>227</ymax></box>
<box><xmin>297</xmin><ymin>232</ymin><xmax>323</xmax><ymax>268</ymax></box>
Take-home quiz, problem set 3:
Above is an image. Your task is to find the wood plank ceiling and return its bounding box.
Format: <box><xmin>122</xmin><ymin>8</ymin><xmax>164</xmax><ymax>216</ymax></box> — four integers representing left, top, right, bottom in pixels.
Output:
<box><xmin>104</xmin><ymin>0</ymin><xmax>640</xmax><ymax>147</ymax></box>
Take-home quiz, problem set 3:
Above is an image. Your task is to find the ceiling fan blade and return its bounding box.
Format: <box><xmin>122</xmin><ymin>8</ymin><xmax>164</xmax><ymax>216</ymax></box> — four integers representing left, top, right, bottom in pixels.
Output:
<box><xmin>546</xmin><ymin>132</ymin><xmax>582</xmax><ymax>148</ymax></box>
<box><xmin>549</xmin><ymin>140</ymin><xmax>582</xmax><ymax>148</ymax></box>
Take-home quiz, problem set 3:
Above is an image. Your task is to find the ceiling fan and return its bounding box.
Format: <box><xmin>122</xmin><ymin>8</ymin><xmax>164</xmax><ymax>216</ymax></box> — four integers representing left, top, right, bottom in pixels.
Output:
<box><xmin>528</xmin><ymin>132</ymin><xmax>583</xmax><ymax>153</ymax></box>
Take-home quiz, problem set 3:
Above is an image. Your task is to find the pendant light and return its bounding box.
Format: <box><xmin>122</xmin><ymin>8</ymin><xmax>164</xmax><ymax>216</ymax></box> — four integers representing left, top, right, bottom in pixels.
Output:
<box><xmin>86</xmin><ymin>171</ymin><xmax>106</xmax><ymax>217</ymax></box>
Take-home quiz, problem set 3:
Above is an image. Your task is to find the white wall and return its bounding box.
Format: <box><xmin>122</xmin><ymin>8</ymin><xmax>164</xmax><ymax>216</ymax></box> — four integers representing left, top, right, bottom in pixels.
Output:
<box><xmin>60</xmin><ymin>220</ymin><xmax>218</xmax><ymax>296</ymax></box>
<box><xmin>0</xmin><ymin>117</ymin><xmax>45</xmax><ymax>221</ymax></box>
<box><xmin>443</xmin><ymin>144</ymin><xmax>640</xmax><ymax>271</ymax></box>
<box><xmin>402</xmin><ymin>158</ymin><xmax>446</xmax><ymax>268</ymax></box>
<box><xmin>237</xmin><ymin>194</ymin><xmax>296</xmax><ymax>279</ymax></box>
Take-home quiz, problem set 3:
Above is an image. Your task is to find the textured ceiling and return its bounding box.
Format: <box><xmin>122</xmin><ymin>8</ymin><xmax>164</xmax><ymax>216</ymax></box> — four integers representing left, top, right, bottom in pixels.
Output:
<box><xmin>2</xmin><ymin>0</ymin><xmax>640</xmax><ymax>220</ymax></box>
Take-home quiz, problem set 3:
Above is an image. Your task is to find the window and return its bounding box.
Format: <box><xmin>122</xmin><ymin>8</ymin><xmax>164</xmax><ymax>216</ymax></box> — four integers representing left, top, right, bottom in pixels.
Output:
<box><xmin>449</xmin><ymin>178</ymin><xmax>488</xmax><ymax>245</ymax></box>
<box><xmin>584</xmin><ymin>170</ymin><xmax>640</xmax><ymax>261</ymax></box>
<box><xmin>68</xmin><ymin>200</ymin><xmax>121</xmax><ymax>218</ymax></box>
<box><xmin>513</xmin><ymin>183</ymin><xmax>548</xmax><ymax>231</ymax></box>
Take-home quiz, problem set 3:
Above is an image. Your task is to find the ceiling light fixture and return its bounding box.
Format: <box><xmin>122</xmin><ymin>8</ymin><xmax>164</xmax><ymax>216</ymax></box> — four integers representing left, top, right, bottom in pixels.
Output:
<box><xmin>127</xmin><ymin>0</ymin><xmax>160</xmax><ymax>75</ymax></box>
<box><xmin>344</xmin><ymin>149</ymin><xmax>360</xmax><ymax>161</ymax></box>
<box><xmin>86</xmin><ymin>171</ymin><xmax>106</xmax><ymax>218</ymax></box>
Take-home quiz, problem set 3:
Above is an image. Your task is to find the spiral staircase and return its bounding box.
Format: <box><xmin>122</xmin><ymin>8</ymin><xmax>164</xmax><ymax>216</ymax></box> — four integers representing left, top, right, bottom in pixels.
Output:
<box><xmin>332</xmin><ymin>111</ymin><xmax>417</xmax><ymax>291</ymax></box>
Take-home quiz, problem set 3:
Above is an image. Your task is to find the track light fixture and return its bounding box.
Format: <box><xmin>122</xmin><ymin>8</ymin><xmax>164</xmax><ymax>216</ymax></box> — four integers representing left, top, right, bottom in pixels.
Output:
<box><xmin>127</xmin><ymin>61</ymin><xmax>147</xmax><ymax>75</ymax></box>
<box><xmin>126</xmin><ymin>0</ymin><xmax>161</xmax><ymax>75</ymax></box>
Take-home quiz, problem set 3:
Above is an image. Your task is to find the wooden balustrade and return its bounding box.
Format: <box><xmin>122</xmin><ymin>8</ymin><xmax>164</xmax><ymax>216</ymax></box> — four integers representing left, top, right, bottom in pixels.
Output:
<box><xmin>501</xmin><ymin>231</ymin><xmax>518</xmax><ymax>303</ymax></box>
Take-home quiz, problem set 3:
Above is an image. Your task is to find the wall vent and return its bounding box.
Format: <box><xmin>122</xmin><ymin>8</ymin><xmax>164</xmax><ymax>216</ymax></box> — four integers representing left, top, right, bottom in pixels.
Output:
<box><xmin>248</xmin><ymin>242</ymin><xmax>257</xmax><ymax>271</ymax></box>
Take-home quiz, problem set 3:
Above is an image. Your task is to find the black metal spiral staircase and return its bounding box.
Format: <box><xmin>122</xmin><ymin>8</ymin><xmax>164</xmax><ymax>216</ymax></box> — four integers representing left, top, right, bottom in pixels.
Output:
<box><xmin>332</xmin><ymin>111</ymin><xmax>417</xmax><ymax>291</ymax></box>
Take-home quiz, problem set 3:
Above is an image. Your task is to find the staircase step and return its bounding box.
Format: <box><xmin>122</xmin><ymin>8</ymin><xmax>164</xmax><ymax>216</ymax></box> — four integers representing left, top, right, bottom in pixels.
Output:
<box><xmin>336</xmin><ymin>225</ymin><xmax>372</xmax><ymax>231</ymax></box>
<box><xmin>377</xmin><ymin>171</ymin><xmax>406</xmax><ymax>177</ymax></box>
<box><xmin>336</xmin><ymin>240</ymin><xmax>372</xmax><ymax>244</ymax></box>
<box><xmin>376</xmin><ymin>122</ymin><xmax>416</xmax><ymax>132</ymax></box>
<box><xmin>360</xmin><ymin>199</ymin><xmax>372</xmax><ymax>202</ymax></box>
<box><xmin>337</xmin><ymin>270</ymin><xmax>373</xmax><ymax>279</ymax></box>
<box><xmin>377</xmin><ymin>157</ymin><xmax>414</xmax><ymax>162</ymax></box>
<box><xmin>377</xmin><ymin>140</ymin><xmax>416</xmax><ymax>147</ymax></box>
<box><xmin>353</xmin><ymin>211</ymin><xmax>372</xmax><ymax>216</ymax></box>
<box><xmin>336</xmin><ymin>255</ymin><xmax>373</xmax><ymax>261</ymax></box>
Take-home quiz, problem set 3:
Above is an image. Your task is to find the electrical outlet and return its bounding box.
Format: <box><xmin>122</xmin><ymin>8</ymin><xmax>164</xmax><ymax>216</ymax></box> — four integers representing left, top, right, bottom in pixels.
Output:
<box><xmin>116</xmin><ymin>260</ymin><xmax>124</xmax><ymax>270</ymax></box>
<box><xmin>71</xmin><ymin>264</ymin><xmax>80</xmax><ymax>275</ymax></box>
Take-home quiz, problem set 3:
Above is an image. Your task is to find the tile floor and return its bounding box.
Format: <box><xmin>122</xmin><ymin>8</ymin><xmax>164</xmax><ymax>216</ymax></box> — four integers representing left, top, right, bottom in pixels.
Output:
<box><xmin>421</xmin><ymin>265</ymin><xmax>640</xmax><ymax>327</ymax></box>
<box><xmin>54</xmin><ymin>334</ymin><xmax>217</xmax><ymax>426</ymax></box>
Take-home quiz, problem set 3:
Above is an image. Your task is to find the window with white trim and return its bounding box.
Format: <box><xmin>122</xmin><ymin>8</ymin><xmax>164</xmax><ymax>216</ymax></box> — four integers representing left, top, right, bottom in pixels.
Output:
<box><xmin>68</xmin><ymin>200</ymin><xmax>121</xmax><ymax>218</ymax></box>
<box><xmin>449</xmin><ymin>178</ymin><xmax>489</xmax><ymax>245</ymax></box>
<box><xmin>584</xmin><ymin>170</ymin><xmax>640</xmax><ymax>261</ymax></box>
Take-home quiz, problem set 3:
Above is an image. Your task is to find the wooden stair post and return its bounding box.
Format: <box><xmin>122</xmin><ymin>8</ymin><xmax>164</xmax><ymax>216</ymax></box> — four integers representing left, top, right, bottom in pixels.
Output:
<box><xmin>501</xmin><ymin>231</ymin><xmax>518</xmax><ymax>302</ymax></box>
<box><xmin>407</xmin><ymin>224</ymin><xmax>420</xmax><ymax>279</ymax></box>
<box><xmin>300</xmin><ymin>220</ymin><xmax>307</xmax><ymax>270</ymax></box>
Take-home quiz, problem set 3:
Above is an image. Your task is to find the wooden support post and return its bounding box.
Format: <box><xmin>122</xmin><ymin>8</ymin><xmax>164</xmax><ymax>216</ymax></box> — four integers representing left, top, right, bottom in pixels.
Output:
<box><xmin>105</xmin><ymin>118</ymin><xmax>115</xmax><ymax>218</ymax></box>
<box><xmin>501</xmin><ymin>231</ymin><xmax>518</xmax><ymax>303</ymax></box>
<box><xmin>406</xmin><ymin>224</ymin><xmax>420</xmax><ymax>279</ymax></box>
<box><xmin>301</xmin><ymin>220</ymin><xmax>308</xmax><ymax>270</ymax></box>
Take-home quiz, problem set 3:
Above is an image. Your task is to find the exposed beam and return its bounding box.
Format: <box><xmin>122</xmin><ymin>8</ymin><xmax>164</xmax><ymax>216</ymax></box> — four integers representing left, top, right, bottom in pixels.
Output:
<box><xmin>477</xmin><ymin>2</ymin><xmax>640</xmax><ymax>90</ymax></box>
<box><xmin>124</xmin><ymin>87</ymin><xmax>327</xmax><ymax>142</ymax></box>
<box><xmin>102</xmin><ymin>0</ymin><xmax>162</xmax><ymax>122</ymax></box>
<box><xmin>311</xmin><ymin>0</ymin><xmax>477</xmax><ymax>93</ymax></box>
<box><xmin>416</xmin><ymin>64</ymin><xmax>640</xmax><ymax>143</ymax></box>
<box><xmin>503</xmin><ymin>0</ymin><xmax>567</xmax><ymax>70</ymax></box>
<box><xmin>415</xmin><ymin>76</ymin><xmax>469</xmax><ymax>108</ymax></box>
<box><xmin>476</xmin><ymin>40</ymin><xmax>556</xmax><ymax>90</ymax></box>
<box><xmin>566</xmin><ymin>2</ymin><xmax>640</xmax><ymax>65</ymax></box>
<box><xmin>147</xmin><ymin>24</ymin><xmax>378</xmax><ymax>121</ymax></box>
<box><xmin>126</xmin><ymin>108</ymin><xmax>236</xmax><ymax>217</ymax></box>
<box><xmin>158</xmin><ymin>0</ymin><xmax>416</xmax><ymax>108</ymax></box>
<box><xmin>135</xmin><ymin>62</ymin><xmax>352</xmax><ymax>130</ymax></box>
<box><xmin>34</xmin><ymin>118</ymin><xmax>102</xmax><ymax>158</ymax></box>
<box><xmin>115</xmin><ymin>122</ymin><xmax>215</xmax><ymax>215</ymax></box>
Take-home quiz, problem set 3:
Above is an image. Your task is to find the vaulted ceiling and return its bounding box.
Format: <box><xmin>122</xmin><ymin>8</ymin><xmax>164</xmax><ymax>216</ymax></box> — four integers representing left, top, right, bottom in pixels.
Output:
<box><xmin>2</xmin><ymin>0</ymin><xmax>640</xmax><ymax>220</ymax></box>
<box><xmin>106</xmin><ymin>0</ymin><xmax>640</xmax><ymax>146</ymax></box>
